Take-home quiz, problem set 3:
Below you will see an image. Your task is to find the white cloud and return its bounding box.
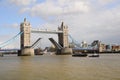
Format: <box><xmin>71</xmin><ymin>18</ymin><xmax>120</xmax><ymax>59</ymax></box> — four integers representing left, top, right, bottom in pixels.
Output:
<box><xmin>9</xmin><ymin>0</ymin><xmax>36</xmax><ymax>6</ymax></box>
<box><xmin>2</xmin><ymin>23</ymin><xmax>19</xmax><ymax>28</ymax></box>
<box><xmin>12</xmin><ymin>23</ymin><xmax>19</xmax><ymax>28</ymax></box>
<box><xmin>43</xmin><ymin>1</ymin><xmax>120</xmax><ymax>44</ymax></box>
<box><xmin>20</xmin><ymin>7</ymin><xmax>30</xmax><ymax>13</ymax></box>
<box><xmin>2</xmin><ymin>0</ymin><xmax>120</xmax><ymax>49</ymax></box>
<box><xmin>0</xmin><ymin>23</ymin><xmax>20</xmax><ymax>48</ymax></box>
<box><xmin>22</xmin><ymin>0</ymin><xmax>119</xmax><ymax>44</ymax></box>
<box><xmin>98</xmin><ymin>0</ymin><xmax>117</xmax><ymax>5</ymax></box>
<box><xmin>21</xmin><ymin>0</ymin><xmax>90</xmax><ymax>17</ymax></box>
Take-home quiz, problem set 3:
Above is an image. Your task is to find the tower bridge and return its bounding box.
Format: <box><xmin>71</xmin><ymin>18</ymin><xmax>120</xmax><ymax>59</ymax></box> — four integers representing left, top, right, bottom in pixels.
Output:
<box><xmin>0</xmin><ymin>18</ymin><xmax>101</xmax><ymax>56</ymax></box>
<box><xmin>18</xmin><ymin>18</ymin><xmax>72</xmax><ymax>56</ymax></box>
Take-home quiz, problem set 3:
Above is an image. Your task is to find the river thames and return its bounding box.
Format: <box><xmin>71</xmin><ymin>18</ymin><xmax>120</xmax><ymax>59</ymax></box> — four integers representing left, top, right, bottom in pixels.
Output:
<box><xmin>0</xmin><ymin>54</ymin><xmax>120</xmax><ymax>80</ymax></box>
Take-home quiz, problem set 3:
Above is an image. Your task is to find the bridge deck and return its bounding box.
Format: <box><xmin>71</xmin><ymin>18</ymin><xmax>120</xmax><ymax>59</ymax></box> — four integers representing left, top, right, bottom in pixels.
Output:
<box><xmin>31</xmin><ymin>29</ymin><xmax>63</xmax><ymax>34</ymax></box>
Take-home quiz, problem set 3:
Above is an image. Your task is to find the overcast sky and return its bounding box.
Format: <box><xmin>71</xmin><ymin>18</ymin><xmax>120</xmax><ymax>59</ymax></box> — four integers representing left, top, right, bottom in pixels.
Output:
<box><xmin>0</xmin><ymin>0</ymin><xmax>120</xmax><ymax>49</ymax></box>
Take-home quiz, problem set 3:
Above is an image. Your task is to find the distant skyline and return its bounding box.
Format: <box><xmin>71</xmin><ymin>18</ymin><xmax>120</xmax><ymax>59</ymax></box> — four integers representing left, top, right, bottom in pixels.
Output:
<box><xmin>0</xmin><ymin>0</ymin><xmax>120</xmax><ymax>48</ymax></box>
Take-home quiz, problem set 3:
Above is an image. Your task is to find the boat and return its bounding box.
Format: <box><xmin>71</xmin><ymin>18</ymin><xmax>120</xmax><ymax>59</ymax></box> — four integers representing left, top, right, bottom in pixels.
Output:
<box><xmin>0</xmin><ymin>53</ymin><xmax>3</xmax><ymax>57</ymax></box>
<box><xmin>35</xmin><ymin>52</ymin><xmax>43</xmax><ymax>55</ymax></box>
<box><xmin>89</xmin><ymin>53</ymin><xmax>99</xmax><ymax>57</ymax></box>
<box><xmin>72</xmin><ymin>52</ymin><xmax>87</xmax><ymax>57</ymax></box>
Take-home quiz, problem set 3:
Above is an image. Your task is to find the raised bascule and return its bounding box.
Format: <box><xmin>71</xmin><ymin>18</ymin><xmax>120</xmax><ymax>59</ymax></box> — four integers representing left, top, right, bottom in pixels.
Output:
<box><xmin>18</xmin><ymin>18</ymin><xmax>72</xmax><ymax>56</ymax></box>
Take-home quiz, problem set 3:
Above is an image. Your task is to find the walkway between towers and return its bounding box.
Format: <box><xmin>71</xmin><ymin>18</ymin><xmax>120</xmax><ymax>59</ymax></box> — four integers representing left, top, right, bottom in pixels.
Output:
<box><xmin>18</xmin><ymin>18</ymin><xmax>72</xmax><ymax>56</ymax></box>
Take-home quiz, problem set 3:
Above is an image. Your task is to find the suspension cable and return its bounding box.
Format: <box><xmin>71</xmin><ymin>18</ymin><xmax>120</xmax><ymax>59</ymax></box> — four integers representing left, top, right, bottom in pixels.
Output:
<box><xmin>0</xmin><ymin>32</ymin><xmax>23</xmax><ymax>48</ymax></box>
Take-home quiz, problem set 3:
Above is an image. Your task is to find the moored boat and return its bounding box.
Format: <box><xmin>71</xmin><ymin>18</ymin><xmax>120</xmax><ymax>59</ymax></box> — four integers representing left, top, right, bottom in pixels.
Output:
<box><xmin>0</xmin><ymin>53</ymin><xmax>3</xmax><ymax>57</ymax></box>
<box><xmin>72</xmin><ymin>52</ymin><xmax>87</xmax><ymax>57</ymax></box>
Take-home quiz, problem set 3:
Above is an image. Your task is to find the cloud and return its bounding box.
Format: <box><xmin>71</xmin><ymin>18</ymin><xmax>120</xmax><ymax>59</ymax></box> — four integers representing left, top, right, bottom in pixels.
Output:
<box><xmin>8</xmin><ymin>0</ymin><xmax>36</xmax><ymax>6</ymax></box>
<box><xmin>1</xmin><ymin>23</ymin><xmax>19</xmax><ymax>28</ymax></box>
<box><xmin>1</xmin><ymin>0</ymin><xmax>120</xmax><ymax>49</ymax></box>
<box><xmin>21</xmin><ymin>0</ymin><xmax>90</xmax><ymax>17</ymax></box>
<box><xmin>19</xmin><ymin>0</ymin><xmax>120</xmax><ymax>45</ymax></box>
<box><xmin>48</xmin><ymin>1</ymin><xmax>120</xmax><ymax>44</ymax></box>
<box><xmin>98</xmin><ymin>0</ymin><xmax>117</xmax><ymax>5</ymax></box>
<box><xmin>12</xmin><ymin>23</ymin><xmax>19</xmax><ymax>28</ymax></box>
<box><xmin>0</xmin><ymin>23</ymin><xmax>20</xmax><ymax>49</ymax></box>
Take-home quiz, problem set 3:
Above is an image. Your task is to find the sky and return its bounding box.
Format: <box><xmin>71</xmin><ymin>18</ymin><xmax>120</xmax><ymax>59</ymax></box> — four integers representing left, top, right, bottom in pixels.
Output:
<box><xmin>0</xmin><ymin>0</ymin><xmax>120</xmax><ymax>49</ymax></box>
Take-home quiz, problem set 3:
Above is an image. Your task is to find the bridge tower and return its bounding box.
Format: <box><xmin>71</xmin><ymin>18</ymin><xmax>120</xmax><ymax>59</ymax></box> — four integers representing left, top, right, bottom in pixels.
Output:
<box><xmin>58</xmin><ymin>22</ymin><xmax>69</xmax><ymax>48</ymax></box>
<box><xmin>58</xmin><ymin>22</ymin><xmax>72</xmax><ymax>54</ymax></box>
<box><xmin>18</xmin><ymin>18</ymin><xmax>34</xmax><ymax>56</ymax></box>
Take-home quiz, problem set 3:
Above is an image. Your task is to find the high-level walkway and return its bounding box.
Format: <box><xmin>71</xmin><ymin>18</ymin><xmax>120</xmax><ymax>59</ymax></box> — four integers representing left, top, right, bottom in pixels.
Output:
<box><xmin>31</xmin><ymin>29</ymin><xmax>63</xmax><ymax>34</ymax></box>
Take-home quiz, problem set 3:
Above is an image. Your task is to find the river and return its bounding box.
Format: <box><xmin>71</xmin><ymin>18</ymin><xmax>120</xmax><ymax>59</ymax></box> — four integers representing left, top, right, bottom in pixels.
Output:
<box><xmin>0</xmin><ymin>54</ymin><xmax>120</xmax><ymax>80</ymax></box>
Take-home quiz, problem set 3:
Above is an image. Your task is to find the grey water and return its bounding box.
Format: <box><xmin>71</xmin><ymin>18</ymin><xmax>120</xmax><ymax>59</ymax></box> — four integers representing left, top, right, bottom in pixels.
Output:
<box><xmin>0</xmin><ymin>54</ymin><xmax>120</xmax><ymax>80</ymax></box>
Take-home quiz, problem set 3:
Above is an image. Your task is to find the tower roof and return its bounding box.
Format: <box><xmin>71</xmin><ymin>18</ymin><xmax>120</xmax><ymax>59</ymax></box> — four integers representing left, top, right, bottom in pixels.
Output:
<box><xmin>24</xmin><ymin>18</ymin><xmax>26</xmax><ymax>22</ymax></box>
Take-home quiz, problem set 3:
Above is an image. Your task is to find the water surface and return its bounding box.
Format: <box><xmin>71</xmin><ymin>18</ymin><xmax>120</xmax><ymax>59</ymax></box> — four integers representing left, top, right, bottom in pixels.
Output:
<box><xmin>0</xmin><ymin>54</ymin><xmax>120</xmax><ymax>80</ymax></box>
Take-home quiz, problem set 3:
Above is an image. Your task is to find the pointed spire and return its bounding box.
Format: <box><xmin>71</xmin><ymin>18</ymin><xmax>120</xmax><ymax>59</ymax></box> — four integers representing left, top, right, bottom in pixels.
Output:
<box><xmin>61</xmin><ymin>22</ymin><xmax>64</xmax><ymax>27</ymax></box>
<box><xmin>24</xmin><ymin>18</ymin><xmax>26</xmax><ymax>22</ymax></box>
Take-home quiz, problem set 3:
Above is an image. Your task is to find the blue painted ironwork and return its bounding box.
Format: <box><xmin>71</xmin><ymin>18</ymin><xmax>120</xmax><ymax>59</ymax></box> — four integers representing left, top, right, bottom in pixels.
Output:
<box><xmin>68</xmin><ymin>34</ymin><xmax>99</xmax><ymax>51</ymax></box>
<box><xmin>68</xmin><ymin>34</ymin><xmax>81</xmax><ymax>47</ymax></box>
<box><xmin>0</xmin><ymin>32</ymin><xmax>23</xmax><ymax>48</ymax></box>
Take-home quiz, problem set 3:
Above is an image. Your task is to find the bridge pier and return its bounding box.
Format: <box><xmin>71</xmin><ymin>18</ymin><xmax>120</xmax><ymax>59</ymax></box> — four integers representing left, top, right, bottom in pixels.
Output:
<box><xmin>18</xmin><ymin>18</ymin><xmax>34</xmax><ymax>56</ymax></box>
<box><xmin>56</xmin><ymin>48</ymin><xmax>72</xmax><ymax>55</ymax></box>
<box><xmin>18</xmin><ymin>48</ymin><xmax>34</xmax><ymax>56</ymax></box>
<box><xmin>61</xmin><ymin>48</ymin><xmax>72</xmax><ymax>54</ymax></box>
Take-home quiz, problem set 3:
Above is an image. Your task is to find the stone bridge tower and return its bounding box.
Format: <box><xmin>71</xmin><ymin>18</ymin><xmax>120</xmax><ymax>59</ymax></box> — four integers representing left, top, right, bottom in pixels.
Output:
<box><xmin>18</xmin><ymin>18</ymin><xmax>34</xmax><ymax>56</ymax></box>
<box><xmin>58</xmin><ymin>22</ymin><xmax>72</xmax><ymax>54</ymax></box>
<box><xmin>58</xmin><ymin>22</ymin><xmax>69</xmax><ymax>48</ymax></box>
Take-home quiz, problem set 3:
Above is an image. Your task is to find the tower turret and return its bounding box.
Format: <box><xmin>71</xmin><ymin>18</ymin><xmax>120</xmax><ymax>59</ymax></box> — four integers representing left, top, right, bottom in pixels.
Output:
<box><xmin>58</xmin><ymin>22</ymin><xmax>69</xmax><ymax>48</ymax></box>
